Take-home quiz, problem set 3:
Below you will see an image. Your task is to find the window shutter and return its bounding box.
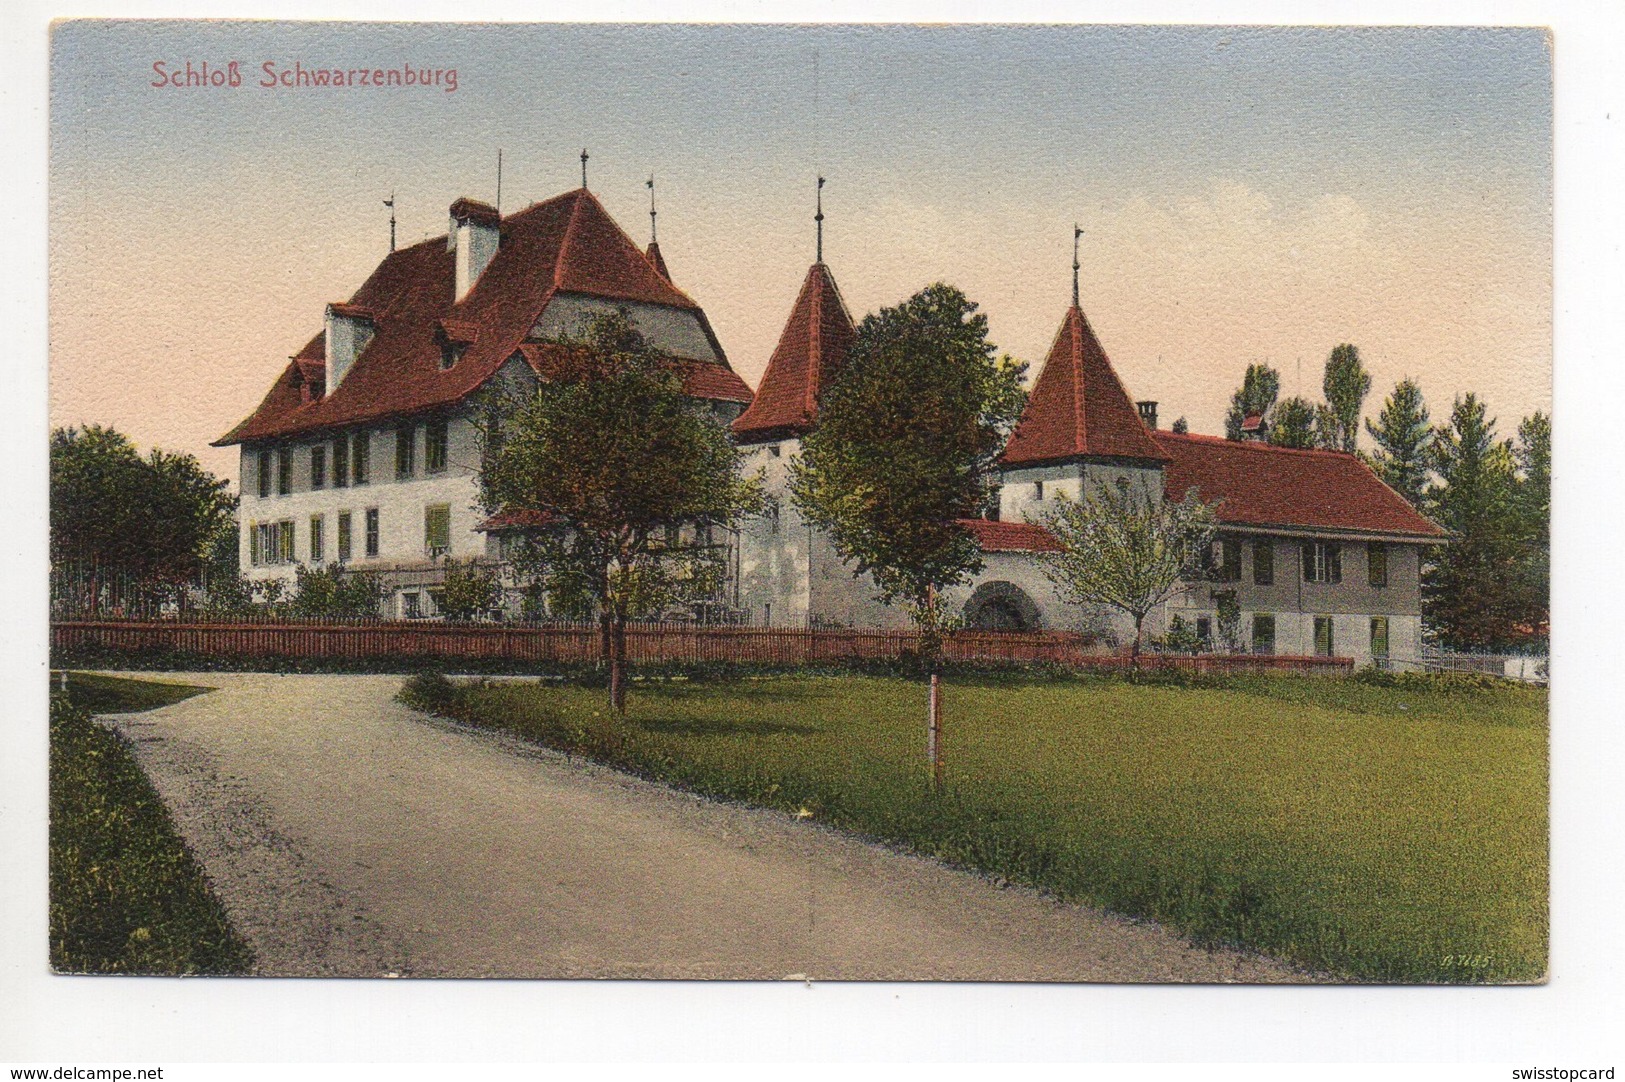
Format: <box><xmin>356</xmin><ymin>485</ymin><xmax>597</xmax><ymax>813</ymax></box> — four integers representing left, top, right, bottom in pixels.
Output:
<box><xmin>1253</xmin><ymin>540</ymin><xmax>1273</xmax><ymax>585</ymax></box>
<box><xmin>249</xmin><ymin>521</ymin><xmax>259</xmax><ymax>565</ymax></box>
<box><xmin>1302</xmin><ymin>542</ymin><xmax>1315</xmax><ymax>582</ymax></box>
<box><xmin>1329</xmin><ymin>544</ymin><xmax>1342</xmax><ymax>584</ymax></box>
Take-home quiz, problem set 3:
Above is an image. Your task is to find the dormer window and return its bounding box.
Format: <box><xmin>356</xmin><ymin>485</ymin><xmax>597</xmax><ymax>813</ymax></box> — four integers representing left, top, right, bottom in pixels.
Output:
<box><xmin>440</xmin><ymin>341</ymin><xmax>466</xmax><ymax>370</ymax></box>
<box><xmin>437</xmin><ymin>319</ymin><xmax>477</xmax><ymax>370</ymax></box>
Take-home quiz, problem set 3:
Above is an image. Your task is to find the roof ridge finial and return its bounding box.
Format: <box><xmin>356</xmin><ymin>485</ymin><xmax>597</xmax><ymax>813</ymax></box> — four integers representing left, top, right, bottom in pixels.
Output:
<box><xmin>384</xmin><ymin>191</ymin><xmax>396</xmax><ymax>252</ymax></box>
<box><xmin>816</xmin><ymin>175</ymin><xmax>825</xmax><ymax>264</ymax></box>
<box><xmin>647</xmin><ymin>173</ymin><xmax>657</xmax><ymax>244</ymax></box>
<box><xmin>1072</xmin><ymin>224</ymin><xmax>1083</xmax><ymax>308</ymax></box>
<box><xmin>580</xmin><ymin>149</ymin><xmax>589</xmax><ymax>190</ymax></box>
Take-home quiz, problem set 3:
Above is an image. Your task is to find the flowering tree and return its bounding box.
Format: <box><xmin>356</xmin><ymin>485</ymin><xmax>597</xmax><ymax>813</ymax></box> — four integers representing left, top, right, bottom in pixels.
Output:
<box><xmin>1040</xmin><ymin>476</ymin><xmax>1219</xmax><ymax>663</ymax></box>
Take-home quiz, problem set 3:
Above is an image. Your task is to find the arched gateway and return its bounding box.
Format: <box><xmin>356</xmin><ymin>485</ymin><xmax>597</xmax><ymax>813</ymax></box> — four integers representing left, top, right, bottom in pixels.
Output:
<box><xmin>963</xmin><ymin>581</ymin><xmax>1043</xmax><ymax>631</ymax></box>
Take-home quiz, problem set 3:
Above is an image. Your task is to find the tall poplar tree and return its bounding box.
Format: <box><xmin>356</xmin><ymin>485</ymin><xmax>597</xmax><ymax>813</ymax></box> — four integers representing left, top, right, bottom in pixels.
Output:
<box><xmin>1224</xmin><ymin>364</ymin><xmax>1281</xmax><ymax>441</ymax></box>
<box><xmin>1321</xmin><ymin>343</ymin><xmax>1373</xmax><ymax>452</ymax></box>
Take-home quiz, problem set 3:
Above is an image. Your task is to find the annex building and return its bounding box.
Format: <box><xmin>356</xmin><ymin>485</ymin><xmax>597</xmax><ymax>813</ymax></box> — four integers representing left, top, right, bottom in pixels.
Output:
<box><xmin>218</xmin><ymin>183</ymin><xmax>1444</xmax><ymax>665</ymax></box>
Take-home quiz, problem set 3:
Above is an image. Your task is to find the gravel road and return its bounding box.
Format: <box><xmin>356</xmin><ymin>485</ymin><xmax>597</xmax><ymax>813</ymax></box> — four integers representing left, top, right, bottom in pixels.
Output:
<box><xmin>96</xmin><ymin>672</ymin><xmax>1306</xmax><ymax>981</ymax></box>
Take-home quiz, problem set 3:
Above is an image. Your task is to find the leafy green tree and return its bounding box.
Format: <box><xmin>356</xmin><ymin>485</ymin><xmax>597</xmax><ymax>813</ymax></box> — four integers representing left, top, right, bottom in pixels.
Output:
<box><xmin>1269</xmin><ymin>397</ymin><xmax>1320</xmax><ymax>449</ymax></box>
<box><xmin>51</xmin><ymin>425</ymin><xmax>236</xmax><ymax>609</ymax></box>
<box><xmin>290</xmin><ymin>564</ymin><xmax>385</xmax><ymax>618</ymax></box>
<box><xmin>1170</xmin><ymin>416</ymin><xmax>1189</xmax><ymax>435</ymax></box>
<box><xmin>789</xmin><ymin>283</ymin><xmax>1027</xmax><ymax>666</ymax></box>
<box><xmin>1365</xmin><ymin>379</ymin><xmax>1434</xmax><ymax>508</ymax></box>
<box><xmin>1224</xmin><ymin>364</ymin><xmax>1281</xmax><ymax>441</ymax></box>
<box><xmin>1423</xmin><ymin>394</ymin><xmax>1522</xmax><ymax>648</ymax></box>
<box><xmin>1321</xmin><ymin>343</ymin><xmax>1372</xmax><ymax>453</ymax></box>
<box><xmin>1040</xmin><ymin>476</ymin><xmax>1219</xmax><ymax>664</ymax></box>
<box><xmin>480</xmin><ymin>310</ymin><xmax>760</xmax><ymax>714</ymax></box>
<box><xmin>437</xmin><ymin>559</ymin><xmax>502</xmax><ymax>621</ymax></box>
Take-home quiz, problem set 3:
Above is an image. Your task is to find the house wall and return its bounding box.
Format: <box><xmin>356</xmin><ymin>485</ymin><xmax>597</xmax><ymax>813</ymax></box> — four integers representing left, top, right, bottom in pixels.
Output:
<box><xmin>735</xmin><ymin>440</ymin><xmax>813</xmax><ymax>625</ymax></box>
<box><xmin>1165</xmin><ymin>533</ymin><xmax>1426</xmax><ymax>666</ymax></box>
<box><xmin>999</xmin><ymin>460</ymin><xmax>1164</xmax><ymax>526</ymax></box>
<box><xmin>238</xmin><ymin>413</ymin><xmax>487</xmax><ymax>608</ymax></box>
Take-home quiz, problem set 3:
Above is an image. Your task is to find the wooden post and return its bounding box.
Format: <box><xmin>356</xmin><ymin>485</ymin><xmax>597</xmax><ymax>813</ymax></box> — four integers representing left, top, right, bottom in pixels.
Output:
<box><xmin>928</xmin><ymin>670</ymin><xmax>943</xmax><ymax>790</ymax></box>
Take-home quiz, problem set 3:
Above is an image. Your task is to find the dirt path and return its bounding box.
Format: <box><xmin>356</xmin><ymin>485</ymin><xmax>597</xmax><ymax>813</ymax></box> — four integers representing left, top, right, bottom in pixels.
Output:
<box><xmin>96</xmin><ymin>672</ymin><xmax>1305</xmax><ymax>981</ymax></box>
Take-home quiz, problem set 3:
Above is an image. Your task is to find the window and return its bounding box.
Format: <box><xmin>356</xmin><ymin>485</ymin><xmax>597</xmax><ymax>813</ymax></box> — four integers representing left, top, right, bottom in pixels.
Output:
<box><xmin>337</xmin><ymin>511</ymin><xmax>352</xmax><ymax>563</ymax></box>
<box><xmin>1211</xmin><ymin>537</ymin><xmax>1241</xmax><ymax>581</ymax></box>
<box><xmin>365</xmin><ymin>508</ymin><xmax>380</xmax><ymax>558</ymax></box>
<box><xmin>352</xmin><ymin>432</ymin><xmax>370</xmax><ymax>485</ymax></box>
<box><xmin>1034</xmin><ymin>480</ymin><xmax>1045</xmax><ymax>501</ymax></box>
<box><xmin>395</xmin><ymin>426</ymin><xmax>416</xmax><ymax>479</ymax></box>
<box><xmin>254</xmin><ymin>520</ymin><xmax>294</xmax><ymax>564</ymax></box>
<box><xmin>439</xmin><ymin>342</ymin><xmax>466</xmax><ymax>370</ymax></box>
<box><xmin>402</xmin><ymin>591</ymin><xmax>422</xmax><ymax>619</ymax></box>
<box><xmin>248</xmin><ymin>520</ymin><xmax>259</xmax><ymax>565</ymax></box>
<box><xmin>309</xmin><ymin>514</ymin><xmax>325</xmax><ymax>562</ymax></box>
<box><xmin>1195</xmin><ymin>616</ymin><xmax>1213</xmax><ymax>646</ymax></box>
<box><xmin>425</xmin><ymin>503</ymin><xmax>451</xmax><ymax>557</ymax></box>
<box><xmin>1314</xmin><ymin>615</ymin><xmax>1334</xmax><ymax>657</ymax></box>
<box><xmin>1370</xmin><ymin>616</ymin><xmax>1391</xmax><ymax>658</ymax></box>
<box><xmin>1368</xmin><ymin>542</ymin><xmax>1389</xmax><ymax>587</ymax></box>
<box><xmin>1302</xmin><ymin>541</ymin><xmax>1342</xmax><ymax>584</ymax></box>
<box><xmin>1253</xmin><ymin>540</ymin><xmax>1274</xmax><ymax>585</ymax></box>
<box><xmin>277</xmin><ymin>447</ymin><xmax>293</xmax><ymax>495</ymax></box>
<box><xmin>1252</xmin><ymin>613</ymin><xmax>1276</xmax><ymax>655</ymax></box>
<box><xmin>332</xmin><ymin>437</ymin><xmax>348</xmax><ymax>488</ymax></box>
<box><xmin>427</xmin><ymin>588</ymin><xmax>446</xmax><ymax>615</ymax></box>
<box><xmin>257</xmin><ymin>450</ymin><xmax>272</xmax><ymax>498</ymax></box>
<box><xmin>310</xmin><ymin>446</ymin><xmax>326</xmax><ymax>490</ymax></box>
<box><xmin>425</xmin><ymin>419</ymin><xmax>449</xmax><ymax>474</ymax></box>
<box><xmin>768</xmin><ymin>444</ymin><xmax>781</xmax><ymax>458</ymax></box>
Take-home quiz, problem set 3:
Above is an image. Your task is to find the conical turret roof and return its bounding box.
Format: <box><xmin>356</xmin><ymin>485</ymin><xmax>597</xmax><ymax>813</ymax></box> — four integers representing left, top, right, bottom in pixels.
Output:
<box><xmin>1000</xmin><ymin>305</ymin><xmax>1167</xmax><ymax>466</ymax></box>
<box><xmin>732</xmin><ymin>262</ymin><xmax>856</xmax><ymax>444</ymax></box>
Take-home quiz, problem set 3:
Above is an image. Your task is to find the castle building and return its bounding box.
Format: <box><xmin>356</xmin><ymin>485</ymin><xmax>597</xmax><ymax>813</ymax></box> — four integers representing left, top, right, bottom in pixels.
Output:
<box><xmin>215</xmin><ymin>187</ymin><xmax>751</xmax><ymax>618</ymax></box>
<box><xmin>220</xmin><ymin>181</ymin><xmax>1443</xmax><ymax>664</ymax></box>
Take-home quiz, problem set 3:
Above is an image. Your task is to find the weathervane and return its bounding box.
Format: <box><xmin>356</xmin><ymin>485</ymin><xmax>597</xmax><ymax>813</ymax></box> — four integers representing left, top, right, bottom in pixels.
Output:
<box><xmin>816</xmin><ymin>176</ymin><xmax>826</xmax><ymax>264</ymax></box>
<box><xmin>384</xmin><ymin>192</ymin><xmax>396</xmax><ymax>252</ymax></box>
<box><xmin>1072</xmin><ymin>224</ymin><xmax>1083</xmax><ymax>307</ymax></box>
<box><xmin>580</xmin><ymin>149</ymin><xmax>589</xmax><ymax>189</ymax></box>
<box><xmin>647</xmin><ymin>173</ymin><xmax>657</xmax><ymax>243</ymax></box>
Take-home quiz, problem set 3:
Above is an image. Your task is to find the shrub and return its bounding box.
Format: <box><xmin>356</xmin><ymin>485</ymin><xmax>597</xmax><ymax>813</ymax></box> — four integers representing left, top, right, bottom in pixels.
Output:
<box><xmin>290</xmin><ymin>564</ymin><xmax>384</xmax><ymax>618</ymax></box>
<box><xmin>401</xmin><ymin>669</ymin><xmax>456</xmax><ymax>710</ymax></box>
<box><xmin>438</xmin><ymin>559</ymin><xmax>501</xmax><ymax>620</ymax></box>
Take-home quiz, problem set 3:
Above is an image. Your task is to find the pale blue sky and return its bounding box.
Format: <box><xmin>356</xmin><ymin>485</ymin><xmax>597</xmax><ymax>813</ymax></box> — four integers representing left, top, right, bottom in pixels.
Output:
<box><xmin>50</xmin><ymin>22</ymin><xmax>1552</xmax><ymax>478</ymax></box>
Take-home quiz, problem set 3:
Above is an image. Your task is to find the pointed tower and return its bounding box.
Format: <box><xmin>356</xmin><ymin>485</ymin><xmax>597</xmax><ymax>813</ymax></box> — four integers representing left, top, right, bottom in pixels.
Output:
<box><xmin>996</xmin><ymin>235</ymin><xmax>1167</xmax><ymax>525</ymax></box>
<box><xmin>731</xmin><ymin>261</ymin><xmax>856</xmax><ymax>444</ymax></box>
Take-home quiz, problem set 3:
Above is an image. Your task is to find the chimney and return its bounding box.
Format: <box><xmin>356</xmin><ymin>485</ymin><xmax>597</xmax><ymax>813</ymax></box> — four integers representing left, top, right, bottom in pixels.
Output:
<box><xmin>324</xmin><ymin>303</ymin><xmax>375</xmax><ymax>390</ymax></box>
<box><xmin>1137</xmin><ymin>400</ymin><xmax>1158</xmax><ymax>430</ymax></box>
<box><xmin>448</xmin><ymin>197</ymin><xmax>500</xmax><ymax>301</ymax></box>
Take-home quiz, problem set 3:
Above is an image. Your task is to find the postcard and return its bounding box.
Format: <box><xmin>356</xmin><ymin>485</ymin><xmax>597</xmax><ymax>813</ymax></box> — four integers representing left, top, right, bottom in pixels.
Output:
<box><xmin>44</xmin><ymin>20</ymin><xmax>1550</xmax><ymax>988</ymax></box>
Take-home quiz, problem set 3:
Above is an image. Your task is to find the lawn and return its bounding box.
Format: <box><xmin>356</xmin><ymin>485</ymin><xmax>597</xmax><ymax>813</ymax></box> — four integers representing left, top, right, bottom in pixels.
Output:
<box><xmin>407</xmin><ymin>669</ymin><xmax>1548</xmax><ymax>983</ymax></box>
<box><xmin>49</xmin><ymin>672</ymin><xmax>255</xmax><ymax>975</ymax></box>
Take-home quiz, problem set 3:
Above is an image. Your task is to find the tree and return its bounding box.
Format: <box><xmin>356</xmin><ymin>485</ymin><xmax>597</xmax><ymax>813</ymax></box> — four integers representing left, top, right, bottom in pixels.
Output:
<box><xmin>437</xmin><ymin>559</ymin><xmax>503</xmax><ymax>621</ymax></box>
<box><xmin>1423</xmin><ymin>394</ymin><xmax>1522</xmax><ymax>648</ymax></box>
<box><xmin>1224</xmin><ymin>364</ymin><xmax>1281</xmax><ymax>441</ymax></box>
<box><xmin>790</xmin><ymin>283</ymin><xmax>1026</xmax><ymax>785</ymax></box>
<box><xmin>1040</xmin><ymin>476</ymin><xmax>1219</xmax><ymax>665</ymax></box>
<box><xmin>479</xmin><ymin>310</ymin><xmax>760</xmax><ymax>714</ymax></box>
<box><xmin>51</xmin><ymin>425</ymin><xmax>236</xmax><ymax>609</ymax></box>
<box><xmin>1269</xmin><ymin>396</ymin><xmax>1320</xmax><ymax>449</ymax></box>
<box><xmin>1170</xmin><ymin>416</ymin><xmax>1189</xmax><ymax>435</ymax></box>
<box><xmin>1321</xmin><ymin>343</ymin><xmax>1372</xmax><ymax>453</ymax></box>
<box><xmin>1365</xmin><ymin>378</ymin><xmax>1434</xmax><ymax>508</ymax></box>
<box><xmin>1508</xmin><ymin>412</ymin><xmax>1551</xmax><ymax>643</ymax></box>
<box><xmin>289</xmin><ymin>564</ymin><xmax>385</xmax><ymax>618</ymax></box>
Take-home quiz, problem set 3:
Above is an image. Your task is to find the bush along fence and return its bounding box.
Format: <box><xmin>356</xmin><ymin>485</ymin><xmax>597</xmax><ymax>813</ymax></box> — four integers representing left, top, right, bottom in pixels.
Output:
<box><xmin>50</xmin><ymin>619</ymin><xmax>1354</xmax><ymax>675</ymax></box>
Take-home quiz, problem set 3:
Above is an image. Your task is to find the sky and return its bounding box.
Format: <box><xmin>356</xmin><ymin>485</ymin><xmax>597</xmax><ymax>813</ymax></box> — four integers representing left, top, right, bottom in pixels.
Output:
<box><xmin>49</xmin><ymin>22</ymin><xmax>1552</xmax><ymax>482</ymax></box>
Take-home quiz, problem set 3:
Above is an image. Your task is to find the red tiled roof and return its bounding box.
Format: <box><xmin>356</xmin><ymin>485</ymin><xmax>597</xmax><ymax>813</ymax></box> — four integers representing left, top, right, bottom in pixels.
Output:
<box><xmin>512</xmin><ymin>342</ymin><xmax>751</xmax><ymax>403</ymax></box>
<box><xmin>216</xmin><ymin>188</ymin><xmax>749</xmax><ymax>445</ymax></box>
<box><xmin>327</xmin><ymin>302</ymin><xmax>374</xmax><ymax>321</ymax></box>
<box><xmin>437</xmin><ymin>318</ymin><xmax>479</xmax><ymax>344</ymax></box>
<box><xmin>956</xmin><ymin>518</ymin><xmax>1064</xmax><ymax>553</ymax></box>
<box><xmin>645</xmin><ymin>240</ymin><xmax>671</xmax><ymax>281</ymax></box>
<box><xmin>1000</xmin><ymin>305</ymin><xmax>1167</xmax><ymax>467</ymax></box>
<box><xmin>475</xmin><ymin>509</ymin><xmax>555</xmax><ymax>532</ymax></box>
<box><xmin>732</xmin><ymin>262</ymin><xmax>856</xmax><ymax>443</ymax></box>
<box><xmin>1154</xmin><ymin>431</ymin><xmax>1446</xmax><ymax>538</ymax></box>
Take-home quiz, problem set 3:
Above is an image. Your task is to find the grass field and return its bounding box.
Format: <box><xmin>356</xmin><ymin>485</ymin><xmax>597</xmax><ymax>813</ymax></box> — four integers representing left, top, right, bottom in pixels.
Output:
<box><xmin>408</xmin><ymin>669</ymin><xmax>1548</xmax><ymax>983</ymax></box>
<box><xmin>49</xmin><ymin>672</ymin><xmax>254</xmax><ymax>975</ymax></box>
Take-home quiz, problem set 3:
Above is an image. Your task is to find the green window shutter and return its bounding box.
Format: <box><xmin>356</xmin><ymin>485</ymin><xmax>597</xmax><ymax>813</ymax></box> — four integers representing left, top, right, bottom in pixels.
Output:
<box><xmin>353</xmin><ymin>433</ymin><xmax>370</xmax><ymax>485</ymax></box>
<box><xmin>1253</xmin><ymin>540</ymin><xmax>1273</xmax><ymax>585</ymax></box>
<box><xmin>1369</xmin><ymin>542</ymin><xmax>1388</xmax><ymax>587</ymax></box>
<box><xmin>337</xmin><ymin>512</ymin><xmax>352</xmax><ymax>562</ymax></box>
<box><xmin>248</xmin><ymin>521</ymin><xmax>259</xmax><ymax>565</ymax></box>
<box><xmin>1302</xmin><ymin>542</ymin><xmax>1316</xmax><ymax>582</ymax></box>
<box><xmin>1328</xmin><ymin>544</ymin><xmax>1343</xmax><ymax>584</ymax></box>
<box><xmin>425</xmin><ymin>504</ymin><xmax>451</xmax><ymax>556</ymax></box>
<box><xmin>1315</xmin><ymin>616</ymin><xmax>1333</xmax><ymax>656</ymax></box>
<box><xmin>1370</xmin><ymin>616</ymin><xmax>1390</xmax><ymax>657</ymax></box>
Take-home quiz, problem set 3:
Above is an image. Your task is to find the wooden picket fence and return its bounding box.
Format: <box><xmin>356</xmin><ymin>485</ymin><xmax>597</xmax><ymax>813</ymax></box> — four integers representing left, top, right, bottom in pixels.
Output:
<box><xmin>50</xmin><ymin>619</ymin><xmax>1353</xmax><ymax>675</ymax></box>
